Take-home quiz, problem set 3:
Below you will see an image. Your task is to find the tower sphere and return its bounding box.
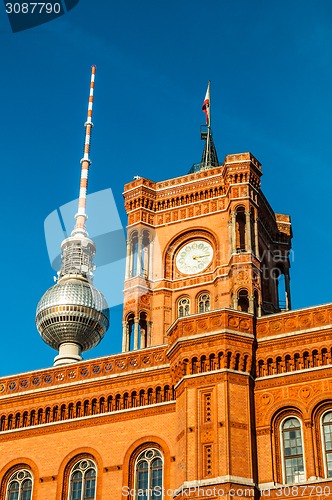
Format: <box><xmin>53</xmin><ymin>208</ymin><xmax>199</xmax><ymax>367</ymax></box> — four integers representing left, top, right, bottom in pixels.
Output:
<box><xmin>36</xmin><ymin>277</ymin><xmax>109</xmax><ymax>352</ymax></box>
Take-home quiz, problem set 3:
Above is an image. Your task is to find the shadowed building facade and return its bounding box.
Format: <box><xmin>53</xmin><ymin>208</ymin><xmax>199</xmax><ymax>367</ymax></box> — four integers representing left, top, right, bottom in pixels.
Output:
<box><xmin>0</xmin><ymin>76</ymin><xmax>331</xmax><ymax>500</ymax></box>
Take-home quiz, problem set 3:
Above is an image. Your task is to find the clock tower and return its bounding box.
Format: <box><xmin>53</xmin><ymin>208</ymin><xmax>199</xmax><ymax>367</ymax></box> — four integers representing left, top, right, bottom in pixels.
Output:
<box><xmin>121</xmin><ymin>128</ymin><xmax>292</xmax><ymax>352</ymax></box>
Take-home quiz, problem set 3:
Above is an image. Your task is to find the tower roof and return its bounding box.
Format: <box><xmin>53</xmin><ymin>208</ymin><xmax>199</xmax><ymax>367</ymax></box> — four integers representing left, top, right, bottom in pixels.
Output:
<box><xmin>189</xmin><ymin>127</ymin><xmax>220</xmax><ymax>173</ymax></box>
<box><xmin>200</xmin><ymin>127</ymin><xmax>219</xmax><ymax>169</ymax></box>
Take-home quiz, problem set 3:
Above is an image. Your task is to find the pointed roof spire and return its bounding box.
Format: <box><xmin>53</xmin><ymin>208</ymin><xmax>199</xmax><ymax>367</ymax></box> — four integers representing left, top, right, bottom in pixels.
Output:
<box><xmin>200</xmin><ymin>127</ymin><xmax>219</xmax><ymax>168</ymax></box>
<box><xmin>72</xmin><ymin>65</ymin><xmax>96</xmax><ymax>238</ymax></box>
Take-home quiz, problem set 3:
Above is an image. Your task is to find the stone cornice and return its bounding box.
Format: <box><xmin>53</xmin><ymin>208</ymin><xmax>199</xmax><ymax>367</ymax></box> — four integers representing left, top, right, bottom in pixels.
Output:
<box><xmin>256</xmin><ymin>303</ymin><xmax>332</xmax><ymax>340</ymax></box>
<box><xmin>0</xmin><ymin>346</ymin><xmax>168</xmax><ymax>399</ymax></box>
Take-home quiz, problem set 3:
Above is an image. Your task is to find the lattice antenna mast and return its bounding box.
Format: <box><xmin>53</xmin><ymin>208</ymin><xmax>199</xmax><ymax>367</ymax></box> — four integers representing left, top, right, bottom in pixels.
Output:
<box><xmin>58</xmin><ymin>66</ymin><xmax>98</xmax><ymax>282</ymax></box>
<box><xmin>72</xmin><ymin>65</ymin><xmax>96</xmax><ymax>237</ymax></box>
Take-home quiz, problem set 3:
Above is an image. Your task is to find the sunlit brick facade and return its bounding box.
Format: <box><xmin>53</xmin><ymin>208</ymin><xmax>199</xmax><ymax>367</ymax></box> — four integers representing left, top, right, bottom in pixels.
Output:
<box><xmin>1</xmin><ymin>152</ymin><xmax>332</xmax><ymax>500</ymax></box>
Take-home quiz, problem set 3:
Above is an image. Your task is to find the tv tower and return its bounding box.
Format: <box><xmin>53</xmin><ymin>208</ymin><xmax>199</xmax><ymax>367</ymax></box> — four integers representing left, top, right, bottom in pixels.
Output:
<box><xmin>35</xmin><ymin>66</ymin><xmax>109</xmax><ymax>366</ymax></box>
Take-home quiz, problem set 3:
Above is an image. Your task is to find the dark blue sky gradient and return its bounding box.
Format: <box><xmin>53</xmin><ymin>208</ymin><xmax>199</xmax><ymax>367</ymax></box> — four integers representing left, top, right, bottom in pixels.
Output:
<box><xmin>1</xmin><ymin>0</ymin><xmax>331</xmax><ymax>376</ymax></box>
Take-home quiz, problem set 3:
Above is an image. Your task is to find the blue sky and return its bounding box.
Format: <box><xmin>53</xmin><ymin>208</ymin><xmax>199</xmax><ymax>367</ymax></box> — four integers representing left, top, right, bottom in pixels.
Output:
<box><xmin>1</xmin><ymin>0</ymin><xmax>332</xmax><ymax>376</ymax></box>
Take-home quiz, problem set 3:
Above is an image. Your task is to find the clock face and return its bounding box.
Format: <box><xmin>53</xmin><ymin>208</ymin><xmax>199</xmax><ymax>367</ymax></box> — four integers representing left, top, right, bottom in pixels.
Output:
<box><xmin>176</xmin><ymin>240</ymin><xmax>213</xmax><ymax>275</ymax></box>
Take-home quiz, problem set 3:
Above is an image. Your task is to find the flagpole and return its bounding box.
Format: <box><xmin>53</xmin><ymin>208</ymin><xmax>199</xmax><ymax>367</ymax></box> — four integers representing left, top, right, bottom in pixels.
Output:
<box><xmin>206</xmin><ymin>80</ymin><xmax>211</xmax><ymax>167</ymax></box>
<box><xmin>201</xmin><ymin>80</ymin><xmax>213</xmax><ymax>169</ymax></box>
<box><xmin>207</xmin><ymin>80</ymin><xmax>211</xmax><ymax>130</ymax></box>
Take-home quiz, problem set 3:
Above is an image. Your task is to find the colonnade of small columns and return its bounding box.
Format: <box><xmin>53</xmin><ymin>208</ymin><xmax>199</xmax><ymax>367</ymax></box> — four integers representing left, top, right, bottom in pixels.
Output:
<box><xmin>0</xmin><ymin>384</ymin><xmax>174</xmax><ymax>432</ymax></box>
<box><xmin>232</xmin><ymin>291</ymin><xmax>258</xmax><ymax>315</ymax></box>
<box><xmin>229</xmin><ymin>206</ymin><xmax>292</xmax><ymax>313</ymax></box>
<box><xmin>228</xmin><ymin>207</ymin><xmax>259</xmax><ymax>256</ymax></box>
<box><xmin>125</xmin><ymin>230</ymin><xmax>153</xmax><ymax>280</ymax></box>
<box><xmin>122</xmin><ymin>315</ymin><xmax>152</xmax><ymax>352</ymax></box>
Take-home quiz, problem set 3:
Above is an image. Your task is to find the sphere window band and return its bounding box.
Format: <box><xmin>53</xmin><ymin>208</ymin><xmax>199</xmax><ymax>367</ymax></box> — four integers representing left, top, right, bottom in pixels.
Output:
<box><xmin>6</xmin><ymin>469</ymin><xmax>32</xmax><ymax>500</ymax></box>
<box><xmin>176</xmin><ymin>240</ymin><xmax>213</xmax><ymax>275</ymax></box>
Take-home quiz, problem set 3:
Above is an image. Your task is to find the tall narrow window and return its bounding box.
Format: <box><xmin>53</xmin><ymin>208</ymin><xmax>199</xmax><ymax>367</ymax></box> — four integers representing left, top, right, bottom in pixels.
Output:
<box><xmin>276</xmin><ymin>270</ymin><xmax>287</xmax><ymax>310</ymax></box>
<box><xmin>238</xmin><ymin>289</ymin><xmax>249</xmax><ymax>313</ymax></box>
<box><xmin>130</xmin><ymin>232</ymin><xmax>138</xmax><ymax>277</ymax></box>
<box><xmin>135</xmin><ymin>449</ymin><xmax>163</xmax><ymax>500</ymax></box>
<box><xmin>250</xmin><ymin>207</ymin><xmax>256</xmax><ymax>254</ymax></box>
<box><xmin>141</xmin><ymin>230</ymin><xmax>151</xmax><ymax>278</ymax></box>
<box><xmin>281</xmin><ymin>417</ymin><xmax>305</xmax><ymax>484</ymax></box>
<box><xmin>139</xmin><ymin>312</ymin><xmax>148</xmax><ymax>349</ymax></box>
<box><xmin>69</xmin><ymin>459</ymin><xmax>96</xmax><ymax>500</ymax></box>
<box><xmin>6</xmin><ymin>469</ymin><xmax>33</xmax><ymax>500</ymax></box>
<box><xmin>127</xmin><ymin>313</ymin><xmax>135</xmax><ymax>351</ymax></box>
<box><xmin>254</xmin><ymin>290</ymin><xmax>259</xmax><ymax>316</ymax></box>
<box><xmin>178</xmin><ymin>297</ymin><xmax>190</xmax><ymax>318</ymax></box>
<box><xmin>322</xmin><ymin>412</ymin><xmax>332</xmax><ymax>477</ymax></box>
<box><xmin>235</xmin><ymin>206</ymin><xmax>246</xmax><ymax>251</ymax></box>
<box><xmin>198</xmin><ymin>293</ymin><xmax>210</xmax><ymax>313</ymax></box>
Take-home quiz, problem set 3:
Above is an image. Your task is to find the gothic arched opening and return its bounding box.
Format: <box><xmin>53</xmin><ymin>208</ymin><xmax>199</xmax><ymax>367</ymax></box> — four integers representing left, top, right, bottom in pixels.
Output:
<box><xmin>236</xmin><ymin>206</ymin><xmax>246</xmax><ymax>252</ymax></box>
<box><xmin>238</xmin><ymin>289</ymin><xmax>249</xmax><ymax>313</ymax></box>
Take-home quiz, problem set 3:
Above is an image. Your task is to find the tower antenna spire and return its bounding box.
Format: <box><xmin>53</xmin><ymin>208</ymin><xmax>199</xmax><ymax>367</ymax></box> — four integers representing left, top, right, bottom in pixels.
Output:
<box><xmin>36</xmin><ymin>66</ymin><xmax>109</xmax><ymax>367</ymax></box>
<box><xmin>72</xmin><ymin>65</ymin><xmax>96</xmax><ymax>237</ymax></box>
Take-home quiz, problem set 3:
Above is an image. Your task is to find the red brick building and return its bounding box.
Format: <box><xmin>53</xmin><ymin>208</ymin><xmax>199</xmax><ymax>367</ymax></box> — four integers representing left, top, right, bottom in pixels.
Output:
<box><xmin>0</xmin><ymin>108</ymin><xmax>331</xmax><ymax>499</ymax></box>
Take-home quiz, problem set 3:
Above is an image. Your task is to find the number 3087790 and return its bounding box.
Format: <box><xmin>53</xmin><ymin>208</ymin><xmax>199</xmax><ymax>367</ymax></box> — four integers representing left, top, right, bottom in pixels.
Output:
<box><xmin>5</xmin><ymin>3</ymin><xmax>61</xmax><ymax>14</ymax></box>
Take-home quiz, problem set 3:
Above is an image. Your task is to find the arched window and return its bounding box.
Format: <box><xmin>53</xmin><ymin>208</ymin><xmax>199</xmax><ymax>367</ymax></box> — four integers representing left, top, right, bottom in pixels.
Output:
<box><xmin>235</xmin><ymin>206</ymin><xmax>246</xmax><ymax>252</ymax></box>
<box><xmin>253</xmin><ymin>289</ymin><xmax>259</xmax><ymax>317</ymax></box>
<box><xmin>258</xmin><ymin>359</ymin><xmax>264</xmax><ymax>377</ymax></box>
<box><xmin>261</xmin><ymin>256</ymin><xmax>272</xmax><ymax>306</ymax></box>
<box><xmin>281</xmin><ymin>417</ymin><xmax>305</xmax><ymax>484</ymax></box>
<box><xmin>0</xmin><ymin>415</ymin><xmax>5</xmax><ymax>431</ymax></box>
<box><xmin>322</xmin><ymin>411</ymin><xmax>332</xmax><ymax>477</ymax></box>
<box><xmin>68</xmin><ymin>459</ymin><xmax>96</xmax><ymax>500</ymax></box>
<box><xmin>276</xmin><ymin>356</ymin><xmax>282</xmax><ymax>374</ymax></box>
<box><xmin>139</xmin><ymin>312</ymin><xmax>148</xmax><ymax>349</ymax></box>
<box><xmin>6</xmin><ymin>469</ymin><xmax>33</xmax><ymax>500</ymax></box>
<box><xmin>285</xmin><ymin>355</ymin><xmax>291</xmax><ymax>372</ymax></box>
<box><xmin>135</xmin><ymin>449</ymin><xmax>163</xmax><ymax>500</ymax></box>
<box><xmin>238</xmin><ymin>289</ymin><xmax>249</xmax><ymax>313</ymax></box>
<box><xmin>126</xmin><ymin>313</ymin><xmax>135</xmax><ymax>351</ymax></box>
<box><xmin>276</xmin><ymin>270</ymin><xmax>286</xmax><ymax>310</ymax></box>
<box><xmin>178</xmin><ymin>297</ymin><xmax>190</xmax><ymax>318</ymax></box>
<box><xmin>267</xmin><ymin>358</ymin><xmax>273</xmax><ymax>375</ymax></box>
<box><xmin>141</xmin><ymin>230</ymin><xmax>151</xmax><ymax>278</ymax></box>
<box><xmin>124</xmin><ymin>312</ymin><xmax>150</xmax><ymax>351</ymax></box>
<box><xmin>250</xmin><ymin>207</ymin><xmax>256</xmax><ymax>254</ymax></box>
<box><xmin>303</xmin><ymin>351</ymin><xmax>310</xmax><ymax>369</ymax></box>
<box><xmin>198</xmin><ymin>293</ymin><xmax>210</xmax><ymax>313</ymax></box>
<box><xmin>130</xmin><ymin>232</ymin><xmax>138</xmax><ymax>277</ymax></box>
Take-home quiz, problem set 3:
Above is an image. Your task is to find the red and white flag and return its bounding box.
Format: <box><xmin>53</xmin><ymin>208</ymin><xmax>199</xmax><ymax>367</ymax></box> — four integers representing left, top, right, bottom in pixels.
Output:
<box><xmin>202</xmin><ymin>82</ymin><xmax>210</xmax><ymax>125</ymax></box>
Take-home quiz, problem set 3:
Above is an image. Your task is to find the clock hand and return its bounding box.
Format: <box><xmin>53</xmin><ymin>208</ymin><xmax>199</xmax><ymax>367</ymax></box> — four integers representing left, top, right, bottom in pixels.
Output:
<box><xmin>192</xmin><ymin>254</ymin><xmax>210</xmax><ymax>260</ymax></box>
